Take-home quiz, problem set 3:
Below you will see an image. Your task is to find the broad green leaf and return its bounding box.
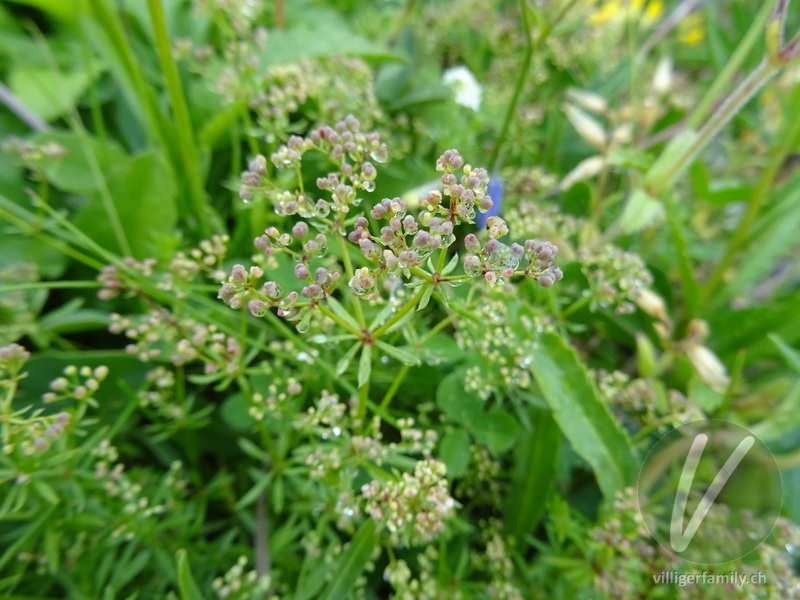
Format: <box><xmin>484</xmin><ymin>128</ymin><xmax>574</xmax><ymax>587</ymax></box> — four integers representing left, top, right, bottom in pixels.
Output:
<box><xmin>471</xmin><ymin>409</ymin><xmax>521</xmax><ymax>454</ymax></box>
<box><xmin>688</xmin><ymin>378</ymin><xmax>723</xmax><ymax>413</ymax></box>
<box><xmin>358</xmin><ymin>344</ymin><xmax>372</xmax><ymax>388</ymax></box>
<box><xmin>606</xmin><ymin>149</ymin><xmax>652</xmax><ymax>171</ymax></box>
<box><xmin>29</xmin><ymin>131</ymin><xmax>127</xmax><ymax>195</ymax></box>
<box><xmin>320</xmin><ymin>520</ymin><xmax>378</xmax><ymax>600</ymax></box>
<box><xmin>529</xmin><ymin>332</ymin><xmax>637</xmax><ymax>499</ymax></box>
<box><xmin>419</xmin><ymin>334</ymin><xmax>464</xmax><ymax>365</ymax></box>
<box><xmin>257</xmin><ymin>24</ymin><xmax>401</xmax><ymax>68</ymax></box>
<box><xmin>439</xmin><ymin>429</ymin><xmax>470</xmax><ymax>478</ymax></box>
<box><xmin>4</xmin><ymin>0</ymin><xmax>88</xmax><ymax>23</ymax></box>
<box><xmin>619</xmin><ymin>188</ymin><xmax>663</xmax><ymax>234</ymax></box>
<box><xmin>436</xmin><ymin>370</ymin><xmax>484</xmax><ymax>426</ymax></box>
<box><xmin>9</xmin><ymin>60</ymin><xmax>104</xmax><ymax>121</ymax></box>
<box><xmin>73</xmin><ymin>150</ymin><xmax>178</xmax><ymax>259</ymax></box>
<box><xmin>176</xmin><ymin>550</ymin><xmax>207</xmax><ymax>600</ymax></box>
<box><xmin>220</xmin><ymin>393</ymin><xmax>251</xmax><ymax>432</ymax></box>
<box><xmin>504</xmin><ymin>408</ymin><xmax>561</xmax><ymax>539</ymax></box>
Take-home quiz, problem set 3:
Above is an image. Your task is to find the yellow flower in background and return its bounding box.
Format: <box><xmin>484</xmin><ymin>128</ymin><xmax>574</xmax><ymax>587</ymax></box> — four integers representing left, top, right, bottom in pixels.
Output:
<box><xmin>588</xmin><ymin>0</ymin><xmax>664</xmax><ymax>26</ymax></box>
<box><xmin>678</xmin><ymin>12</ymin><xmax>705</xmax><ymax>46</ymax></box>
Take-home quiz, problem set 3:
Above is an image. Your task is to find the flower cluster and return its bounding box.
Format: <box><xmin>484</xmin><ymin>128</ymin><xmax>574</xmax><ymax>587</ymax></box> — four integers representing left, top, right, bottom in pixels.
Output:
<box><xmin>239</xmin><ymin>114</ymin><xmax>387</xmax><ymax>207</ymax></box>
<box><xmin>0</xmin><ymin>342</ymin><xmax>31</xmax><ymax>378</ymax></box>
<box><xmin>361</xmin><ymin>459</ymin><xmax>456</xmax><ymax>546</ymax></box>
<box><xmin>592</xmin><ymin>368</ymin><xmax>704</xmax><ymax>430</ymax></box>
<box><xmin>42</xmin><ymin>364</ymin><xmax>108</xmax><ymax>404</ymax></box>
<box><xmin>96</xmin><ymin>257</ymin><xmax>157</xmax><ymax>301</ymax></box>
<box><xmin>98</xmin><ymin>236</ymin><xmax>229</xmax><ymax>301</ymax></box>
<box><xmin>3</xmin><ymin>409</ymin><xmax>71</xmax><ymax>457</ymax></box>
<box><xmin>2</xmin><ymin>136</ymin><xmax>66</xmax><ymax>166</ymax></box>
<box><xmin>212</xmin><ymin>556</ymin><xmax>273</xmax><ymax>600</ymax></box>
<box><xmin>92</xmin><ymin>442</ymin><xmax>188</xmax><ymax>541</ymax></box>
<box><xmin>383</xmin><ymin>547</ymin><xmax>445</xmax><ymax>600</ymax></box>
<box><xmin>456</xmin><ymin>299</ymin><xmax>552</xmax><ymax>400</ymax></box>
<box><xmin>246</xmin><ymin>378</ymin><xmax>303</xmax><ymax>422</ymax></box>
<box><xmin>463</xmin><ymin>226</ymin><xmax>563</xmax><ymax>287</ymax></box>
<box><xmin>109</xmin><ymin>313</ymin><xmax>241</xmax><ymax>373</ymax></box>
<box><xmin>0</xmin><ymin>263</ymin><xmax>39</xmax><ymax>346</ymax></box>
<box><xmin>580</xmin><ymin>244</ymin><xmax>654</xmax><ymax>314</ymax></box>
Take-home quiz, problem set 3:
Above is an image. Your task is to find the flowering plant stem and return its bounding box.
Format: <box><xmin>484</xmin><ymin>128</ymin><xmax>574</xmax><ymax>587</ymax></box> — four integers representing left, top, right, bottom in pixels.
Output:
<box><xmin>488</xmin><ymin>0</ymin><xmax>580</xmax><ymax>171</ymax></box>
<box><xmin>372</xmin><ymin>286</ymin><xmax>429</xmax><ymax>339</ymax></box>
<box><xmin>648</xmin><ymin>59</ymin><xmax>778</xmax><ymax>197</ymax></box>
<box><xmin>337</xmin><ymin>234</ymin><xmax>367</xmax><ymax>329</ymax></box>
<box><xmin>146</xmin><ymin>0</ymin><xmax>211</xmax><ymax>236</ymax></box>
<box><xmin>700</xmin><ymin>80</ymin><xmax>800</xmax><ymax>307</ymax></box>
<box><xmin>686</xmin><ymin>1</ymin><xmax>773</xmax><ymax>130</ymax></box>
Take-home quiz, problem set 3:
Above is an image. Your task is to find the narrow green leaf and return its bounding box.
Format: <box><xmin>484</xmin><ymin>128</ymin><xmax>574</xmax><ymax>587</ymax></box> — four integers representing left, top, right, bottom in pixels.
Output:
<box><xmin>236</xmin><ymin>472</ymin><xmax>271</xmax><ymax>511</ymax></box>
<box><xmin>442</xmin><ymin>252</ymin><xmax>460</xmax><ymax>275</ymax></box>
<box><xmin>320</xmin><ymin>520</ymin><xmax>378</xmax><ymax>600</ymax></box>
<box><xmin>529</xmin><ymin>333</ymin><xmax>637</xmax><ymax>499</ymax></box>
<box><xmin>644</xmin><ymin>128</ymin><xmax>698</xmax><ymax>190</ymax></box>
<box><xmin>336</xmin><ymin>342</ymin><xmax>361</xmax><ymax>376</ymax></box>
<box><xmin>176</xmin><ymin>549</ymin><xmax>207</xmax><ymax>600</ymax></box>
<box><xmin>769</xmin><ymin>333</ymin><xmax>800</xmax><ymax>375</ymax></box>
<box><xmin>504</xmin><ymin>408</ymin><xmax>560</xmax><ymax>539</ymax></box>
<box><xmin>374</xmin><ymin>340</ymin><xmax>421</xmax><ymax>366</ymax></box>
<box><xmin>417</xmin><ymin>285</ymin><xmax>435</xmax><ymax>311</ymax></box>
<box><xmin>237</xmin><ymin>438</ymin><xmax>270</xmax><ymax>462</ymax></box>
<box><xmin>358</xmin><ymin>344</ymin><xmax>372</xmax><ymax>388</ymax></box>
<box><xmin>325</xmin><ymin>295</ymin><xmax>361</xmax><ymax>331</ymax></box>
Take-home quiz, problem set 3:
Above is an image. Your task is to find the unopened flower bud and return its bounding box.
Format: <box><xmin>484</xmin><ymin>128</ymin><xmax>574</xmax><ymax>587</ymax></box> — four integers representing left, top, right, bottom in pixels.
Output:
<box><xmin>563</xmin><ymin>103</ymin><xmax>607</xmax><ymax>149</ymax></box>
<box><xmin>231</xmin><ymin>264</ymin><xmax>246</xmax><ymax>281</ymax></box>
<box><xmin>538</xmin><ymin>274</ymin><xmax>555</xmax><ymax>288</ymax></box>
<box><xmin>295</xmin><ymin>264</ymin><xmax>310</xmax><ymax>280</ymax></box>
<box><xmin>292</xmin><ymin>222</ymin><xmax>309</xmax><ymax>239</ymax></box>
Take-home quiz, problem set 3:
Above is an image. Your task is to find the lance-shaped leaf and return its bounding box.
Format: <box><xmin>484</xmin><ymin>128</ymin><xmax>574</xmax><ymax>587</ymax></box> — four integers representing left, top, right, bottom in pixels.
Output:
<box><xmin>529</xmin><ymin>333</ymin><xmax>637</xmax><ymax>499</ymax></box>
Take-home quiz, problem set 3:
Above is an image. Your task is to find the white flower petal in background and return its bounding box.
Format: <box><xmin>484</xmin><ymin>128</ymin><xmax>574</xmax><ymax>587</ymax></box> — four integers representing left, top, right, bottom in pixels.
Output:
<box><xmin>443</xmin><ymin>66</ymin><xmax>482</xmax><ymax>111</ymax></box>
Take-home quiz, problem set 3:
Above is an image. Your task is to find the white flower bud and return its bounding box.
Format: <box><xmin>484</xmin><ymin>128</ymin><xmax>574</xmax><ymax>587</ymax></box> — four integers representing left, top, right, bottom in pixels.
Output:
<box><xmin>686</xmin><ymin>344</ymin><xmax>730</xmax><ymax>393</ymax></box>
<box><xmin>653</xmin><ymin>57</ymin><xmax>673</xmax><ymax>96</ymax></box>
<box><xmin>566</xmin><ymin>87</ymin><xmax>608</xmax><ymax>114</ymax></box>
<box><xmin>634</xmin><ymin>288</ymin><xmax>669</xmax><ymax>323</ymax></box>
<box><xmin>559</xmin><ymin>156</ymin><xmax>605</xmax><ymax>190</ymax></box>
<box><xmin>563</xmin><ymin>103</ymin><xmax>607</xmax><ymax>149</ymax></box>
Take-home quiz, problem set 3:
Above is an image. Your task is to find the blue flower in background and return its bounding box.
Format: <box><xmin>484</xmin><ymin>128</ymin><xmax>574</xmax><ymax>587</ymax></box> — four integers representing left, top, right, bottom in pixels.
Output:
<box><xmin>477</xmin><ymin>173</ymin><xmax>503</xmax><ymax>231</ymax></box>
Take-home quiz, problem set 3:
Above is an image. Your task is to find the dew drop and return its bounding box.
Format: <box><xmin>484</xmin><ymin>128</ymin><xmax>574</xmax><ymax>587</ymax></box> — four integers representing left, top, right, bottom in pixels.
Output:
<box><xmin>370</xmin><ymin>148</ymin><xmax>388</xmax><ymax>164</ymax></box>
<box><xmin>363</xmin><ymin>180</ymin><xmax>375</xmax><ymax>192</ymax></box>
